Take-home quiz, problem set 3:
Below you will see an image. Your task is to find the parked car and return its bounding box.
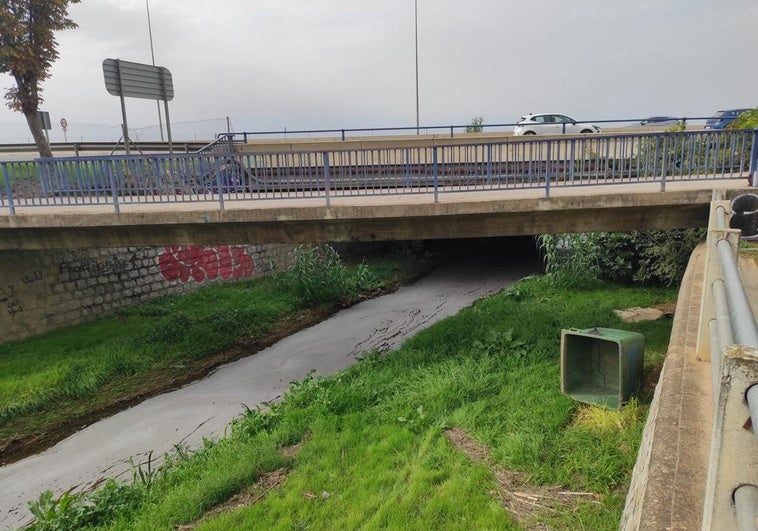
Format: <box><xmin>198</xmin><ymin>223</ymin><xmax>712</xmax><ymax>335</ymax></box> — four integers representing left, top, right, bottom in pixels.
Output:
<box><xmin>639</xmin><ymin>116</ymin><xmax>681</xmax><ymax>126</ymax></box>
<box><xmin>513</xmin><ymin>113</ymin><xmax>600</xmax><ymax>136</ymax></box>
<box><xmin>704</xmin><ymin>108</ymin><xmax>752</xmax><ymax>129</ymax></box>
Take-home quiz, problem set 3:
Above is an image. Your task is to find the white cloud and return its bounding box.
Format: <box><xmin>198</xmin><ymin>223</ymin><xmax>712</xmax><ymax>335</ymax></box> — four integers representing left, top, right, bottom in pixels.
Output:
<box><xmin>0</xmin><ymin>0</ymin><xmax>756</xmax><ymax>142</ymax></box>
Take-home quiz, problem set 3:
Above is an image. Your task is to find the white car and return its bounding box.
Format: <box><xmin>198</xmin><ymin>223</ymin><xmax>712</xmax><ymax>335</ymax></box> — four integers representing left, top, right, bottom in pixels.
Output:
<box><xmin>513</xmin><ymin>113</ymin><xmax>601</xmax><ymax>136</ymax></box>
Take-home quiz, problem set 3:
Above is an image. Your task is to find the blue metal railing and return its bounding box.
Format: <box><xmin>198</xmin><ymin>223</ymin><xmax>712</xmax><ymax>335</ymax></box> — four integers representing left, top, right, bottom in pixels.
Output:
<box><xmin>1</xmin><ymin>129</ymin><xmax>756</xmax><ymax>215</ymax></box>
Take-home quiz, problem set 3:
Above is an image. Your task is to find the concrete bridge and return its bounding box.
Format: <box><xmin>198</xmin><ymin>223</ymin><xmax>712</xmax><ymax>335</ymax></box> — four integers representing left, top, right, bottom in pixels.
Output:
<box><xmin>1</xmin><ymin>130</ymin><xmax>758</xmax><ymax>529</ymax></box>
<box><xmin>1</xmin><ymin>128</ymin><xmax>756</xmax><ymax>249</ymax></box>
<box><xmin>0</xmin><ymin>182</ymin><xmax>748</xmax><ymax>250</ymax></box>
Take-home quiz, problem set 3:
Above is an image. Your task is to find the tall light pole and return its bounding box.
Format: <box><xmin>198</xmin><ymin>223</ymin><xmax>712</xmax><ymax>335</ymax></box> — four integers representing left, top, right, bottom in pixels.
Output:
<box><xmin>146</xmin><ymin>0</ymin><xmax>164</xmax><ymax>141</ymax></box>
<box><xmin>414</xmin><ymin>0</ymin><xmax>420</xmax><ymax>134</ymax></box>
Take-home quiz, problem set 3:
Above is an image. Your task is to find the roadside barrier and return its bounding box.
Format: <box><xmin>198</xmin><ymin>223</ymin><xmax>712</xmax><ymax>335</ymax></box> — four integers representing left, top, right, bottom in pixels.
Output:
<box><xmin>698</xmin><ymin>192</ymin><xmax>758</xmax><ymax>530</ymax></box>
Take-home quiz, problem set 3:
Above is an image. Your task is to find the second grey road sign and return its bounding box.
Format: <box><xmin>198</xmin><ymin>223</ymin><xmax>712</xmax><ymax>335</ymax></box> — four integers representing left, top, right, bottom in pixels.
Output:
<box><xmin>102</xmin><ymin>58</ymin><xmax>174</xmax><ymax>101</ymax></box>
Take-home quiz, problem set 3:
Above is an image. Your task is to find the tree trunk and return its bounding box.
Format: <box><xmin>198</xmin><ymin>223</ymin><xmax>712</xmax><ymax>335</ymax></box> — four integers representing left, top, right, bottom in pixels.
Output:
<box><xmin>24</xmin><ymin>112</ymin><xmax>53</xmax><ymax>158</ymax></box>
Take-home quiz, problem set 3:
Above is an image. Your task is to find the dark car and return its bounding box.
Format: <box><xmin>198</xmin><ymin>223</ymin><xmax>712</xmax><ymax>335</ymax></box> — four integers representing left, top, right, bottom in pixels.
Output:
<box><xmin>639</xmin><ymin>116</ymin><xmax>681</xmax><ymax>126</ymax></box>
<box><xmin>705</xmin><ymin>108</ymin><xmax>752</xmax><ymax>129</ymax></box>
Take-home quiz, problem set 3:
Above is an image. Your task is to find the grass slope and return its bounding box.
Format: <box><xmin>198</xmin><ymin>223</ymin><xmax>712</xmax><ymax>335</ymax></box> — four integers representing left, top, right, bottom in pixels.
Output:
<box><xmin>27</xmin><ymin>276</ymin><xmax>676</xmax><ymax>530</ymax></box>
<box><xmin>0</xmin><ymin>257</ymin><xmax>411</xmax><ymax>464</ymax></box>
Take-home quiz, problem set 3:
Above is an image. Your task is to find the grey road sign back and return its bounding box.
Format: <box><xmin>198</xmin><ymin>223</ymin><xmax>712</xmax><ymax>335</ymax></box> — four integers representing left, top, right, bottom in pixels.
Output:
<box><xmin>102</xmin><ymin>58</ymin><xmax>174</xmax><ymax>101</ymax></box>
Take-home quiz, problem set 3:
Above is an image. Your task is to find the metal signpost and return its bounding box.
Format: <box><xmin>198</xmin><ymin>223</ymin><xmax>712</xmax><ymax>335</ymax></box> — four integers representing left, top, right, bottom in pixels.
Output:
<box><xmin>102</xmin><ymin>58</ymin><xmax>174</xmax><ymax>154</ymax></box>
<box><xmin>37</xmin><ymin>111</ymin><xmax>51</xmax><ymax>143</ymax></box>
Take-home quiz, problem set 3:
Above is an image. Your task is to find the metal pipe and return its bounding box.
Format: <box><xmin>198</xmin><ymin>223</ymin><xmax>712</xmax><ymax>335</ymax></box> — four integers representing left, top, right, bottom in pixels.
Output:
<box><xmin>717</xmin><ymin>238</ymin><xmax>758</xmax><ymax>347</ymax></box>
<box><xmin>713</xmin><ymin>278</ymin><xmax>735</xmax><ymax>348</ymax></box>
<box><xmin>414</xmin><ymin>0</ymin><xmax>419</xmax><ymax>134</ymax></box>
<box><xmin>734</xmin><ymin>484</ymin><xmax>758</xmax><ymax>531</ymax></box>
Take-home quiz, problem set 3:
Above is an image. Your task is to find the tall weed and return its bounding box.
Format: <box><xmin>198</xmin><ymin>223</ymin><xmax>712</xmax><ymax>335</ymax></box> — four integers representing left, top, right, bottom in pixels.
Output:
<box><xmin>282</xmin><ymin>244</ymin><xmax>348</xmax><ymax>304</ymax></box>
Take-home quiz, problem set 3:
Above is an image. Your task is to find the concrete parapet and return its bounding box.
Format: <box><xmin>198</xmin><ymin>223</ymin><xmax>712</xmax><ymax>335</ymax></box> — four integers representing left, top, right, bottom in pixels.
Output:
<box><xmin>702</xmin><ymin>345</ymin><xmax>758</xmax><ymax>529</ymax></box>
<box><xmin>621</xmin><ymin>243</ymin><xmax>713</xmax><ymax>530</ymax></box>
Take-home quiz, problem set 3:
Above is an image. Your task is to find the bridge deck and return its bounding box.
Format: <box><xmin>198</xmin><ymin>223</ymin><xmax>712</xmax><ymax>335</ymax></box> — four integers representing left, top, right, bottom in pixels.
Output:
<box><xmin>0</xmin><ymin>179</ymin><xmax>752</xmax><ymax>250</ymax></box>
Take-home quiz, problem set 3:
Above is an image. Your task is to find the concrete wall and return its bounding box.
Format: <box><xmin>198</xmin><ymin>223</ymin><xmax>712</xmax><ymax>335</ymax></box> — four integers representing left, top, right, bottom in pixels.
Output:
<box><xmin>0</xmin><ymin>243</ymin><xmax>298</xmax><ymax>342</ymax></box>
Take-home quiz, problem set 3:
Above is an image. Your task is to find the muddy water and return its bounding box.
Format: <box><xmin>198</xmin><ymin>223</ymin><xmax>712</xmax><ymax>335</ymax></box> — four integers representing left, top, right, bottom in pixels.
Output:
<box><xmin>0</xmin><ymin>239</ymin><xmax>540</xmax><ymax>529</ymax></box>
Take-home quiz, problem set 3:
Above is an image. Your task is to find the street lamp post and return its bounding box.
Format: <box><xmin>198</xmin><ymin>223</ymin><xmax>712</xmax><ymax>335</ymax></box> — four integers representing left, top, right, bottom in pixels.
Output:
<box><xmin>146</xmin><ymin>0</ymin><xmax>164</xmax><ymax>142</ymax></box>
<box><xmin>414</xmin><ymin>0</ymin><xmax>419</xmax><ymax>134</ymax></box>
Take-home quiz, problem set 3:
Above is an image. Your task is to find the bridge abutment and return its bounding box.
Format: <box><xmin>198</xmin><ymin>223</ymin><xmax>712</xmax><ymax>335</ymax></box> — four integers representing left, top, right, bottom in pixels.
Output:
<box><xmin>0</xmin><ymin>244</ymin><xmax>298</xmax><ymax>342</ymax></box>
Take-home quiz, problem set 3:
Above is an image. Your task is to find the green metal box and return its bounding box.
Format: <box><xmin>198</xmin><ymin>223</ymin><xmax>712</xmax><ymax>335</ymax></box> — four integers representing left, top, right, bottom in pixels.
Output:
<box><xmin>560</xmin><ymin>327</ymin><xmax>645</xmax><ymax>409</ymax></box>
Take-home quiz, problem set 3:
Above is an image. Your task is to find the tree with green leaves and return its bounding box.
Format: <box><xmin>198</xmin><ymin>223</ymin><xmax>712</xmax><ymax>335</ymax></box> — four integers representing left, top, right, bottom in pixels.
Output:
<box><xmin>0</xmin><ymin>0</ymin><xmax>79</xmax><ymax>158</ymax></box>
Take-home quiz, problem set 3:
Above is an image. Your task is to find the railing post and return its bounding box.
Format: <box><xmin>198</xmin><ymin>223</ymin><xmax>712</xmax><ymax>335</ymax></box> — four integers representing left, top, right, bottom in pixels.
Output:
<box><xmin>433</xmin><ymin>147</ymin><xmax>438</xmax><ymax>203</ymax></box>
<box><xmin>486</xmin><ymin>144</ymin><xmax>492</xmax><ymax>186</ymax></box>
<box><xmin>750</xmin><ymin>129</ymin><xmax>758</xmax><ymax>187</ymax></box>
<box><xmin>324</xmin><ymin>152</ymin><xmax>331</xmax><ymax>207</ymax></box>
<box><xmin>660</xmin><ymin>136</ymin><xmax>668</xmax><ymax>192</ymax></box>
<box><xmin>216</xmin><ymin>157</ymin><xmax>225</xmax><ymax>211</ymax></box>
<box><xmin>107</xmin><ymin>160</ymin><xmax>120</xmax><ymax>214</ymax></box>
<box><xmin>450</xmin><ymin>126</ymin><xmax>454</xmax><ymax>138</ymax></box>
<box><xmin>545</xmin><ymin>142</ymin><xmax>551</xmax><ymax>198</ymax></box>
<box><xmin>569</xmin><ymin>139</ymin><xmax>576</xmax><ymax>184</ymax></box>
<box><xmin>2</xmin><ymin>164</ymin><xmax>15</xmax><ymax>216</ymax></box>
<box><xmin>341</xmin><ymin>129</ymin><xmax>345</xmax><ymax>141</ymax></box>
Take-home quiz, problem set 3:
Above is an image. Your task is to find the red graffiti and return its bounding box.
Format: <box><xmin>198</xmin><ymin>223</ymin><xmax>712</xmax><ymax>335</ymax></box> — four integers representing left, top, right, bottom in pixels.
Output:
<box><xmin>158</xmin><ymin>245</ymin><xmax>254</xmax><ymax>283</ymax></box>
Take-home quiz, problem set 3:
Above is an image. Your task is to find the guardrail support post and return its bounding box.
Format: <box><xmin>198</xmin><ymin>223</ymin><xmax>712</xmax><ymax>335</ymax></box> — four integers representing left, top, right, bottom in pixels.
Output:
<box><xmin>2</xmin><ymin>164</ymin><xmax>15</xmax><ymax>216</ymax></box>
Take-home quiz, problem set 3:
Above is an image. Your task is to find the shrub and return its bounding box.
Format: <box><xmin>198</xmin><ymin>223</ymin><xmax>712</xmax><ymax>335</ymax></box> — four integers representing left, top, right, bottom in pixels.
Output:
<box><xmin>539</xmin><ymin>229</ymin><xmax>705</xmax><ymax>287</ymax></box>
<box><xmin>728</xmin><ymin>108</ymin><xmax>758</xmax><ymax>130</ymax></box>
<box><xmin>465</xmin><ymin>116</ymin><xmax>484</xmax><ymax>133</ymax></box>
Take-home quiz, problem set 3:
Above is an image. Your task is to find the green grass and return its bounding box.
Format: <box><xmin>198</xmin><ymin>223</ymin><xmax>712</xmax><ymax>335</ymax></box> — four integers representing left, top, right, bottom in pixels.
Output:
<box><xmin>0</xmin><ymin>255</ymin><xmax>410</xmax><ymax>458</ymax></box>
<box><xmin>26</xmin><ymin>276</ymin><xmax>677</xmax><ymax>530</ymax></box>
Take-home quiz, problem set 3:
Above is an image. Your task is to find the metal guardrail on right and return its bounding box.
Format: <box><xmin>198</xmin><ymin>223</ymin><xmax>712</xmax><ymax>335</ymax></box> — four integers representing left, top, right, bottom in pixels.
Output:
<box><xmin>698</xmin><ymin>192</ymin><xmax>758</xmax><ymax>530</ymax></box>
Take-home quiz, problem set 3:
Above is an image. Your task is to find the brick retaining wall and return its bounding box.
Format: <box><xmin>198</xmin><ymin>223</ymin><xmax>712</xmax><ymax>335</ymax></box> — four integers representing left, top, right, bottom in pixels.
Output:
<box><xmin>0</xmin><ymin>244</ymin><xmax>298</xmax><ymax>342</ymax></box>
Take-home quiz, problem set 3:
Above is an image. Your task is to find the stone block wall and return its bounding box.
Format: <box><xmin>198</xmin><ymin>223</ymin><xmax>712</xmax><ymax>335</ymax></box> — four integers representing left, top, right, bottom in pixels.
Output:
<box><xmin>0</xmin><ymin>243</ymin><xmax>298</xmax><ymax>342</ymax></box>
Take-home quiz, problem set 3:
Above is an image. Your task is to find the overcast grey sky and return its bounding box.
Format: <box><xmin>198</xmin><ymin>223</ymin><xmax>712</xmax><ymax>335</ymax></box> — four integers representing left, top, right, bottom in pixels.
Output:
<box><xmin>0</xmin><ymin>0</ymin><xmax>756</xmax><ymax>142</ymax></box>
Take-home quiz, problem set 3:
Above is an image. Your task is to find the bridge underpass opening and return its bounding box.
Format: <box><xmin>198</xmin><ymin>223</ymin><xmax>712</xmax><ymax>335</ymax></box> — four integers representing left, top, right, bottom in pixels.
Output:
<box><xmin>333</xmin><ymin>236</ymin><xmax>543</xmax><ymax>273</ymax></box>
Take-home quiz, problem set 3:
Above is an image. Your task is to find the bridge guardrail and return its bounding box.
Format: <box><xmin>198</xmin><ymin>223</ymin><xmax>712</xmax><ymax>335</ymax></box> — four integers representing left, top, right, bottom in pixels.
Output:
<box><xmin>1</xmin><ymin>129</ymin><xmax>756</xmax><ymax>215</ymax></box>
<box><xmin>698</xmin><ymin>194</ymin><xmax>758</xmax><ymax>530</ymax></box>
<box><xmin>217</xmin><ymin>116</ymin><xmax>723</xmax><ymax>142</ymax></box>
